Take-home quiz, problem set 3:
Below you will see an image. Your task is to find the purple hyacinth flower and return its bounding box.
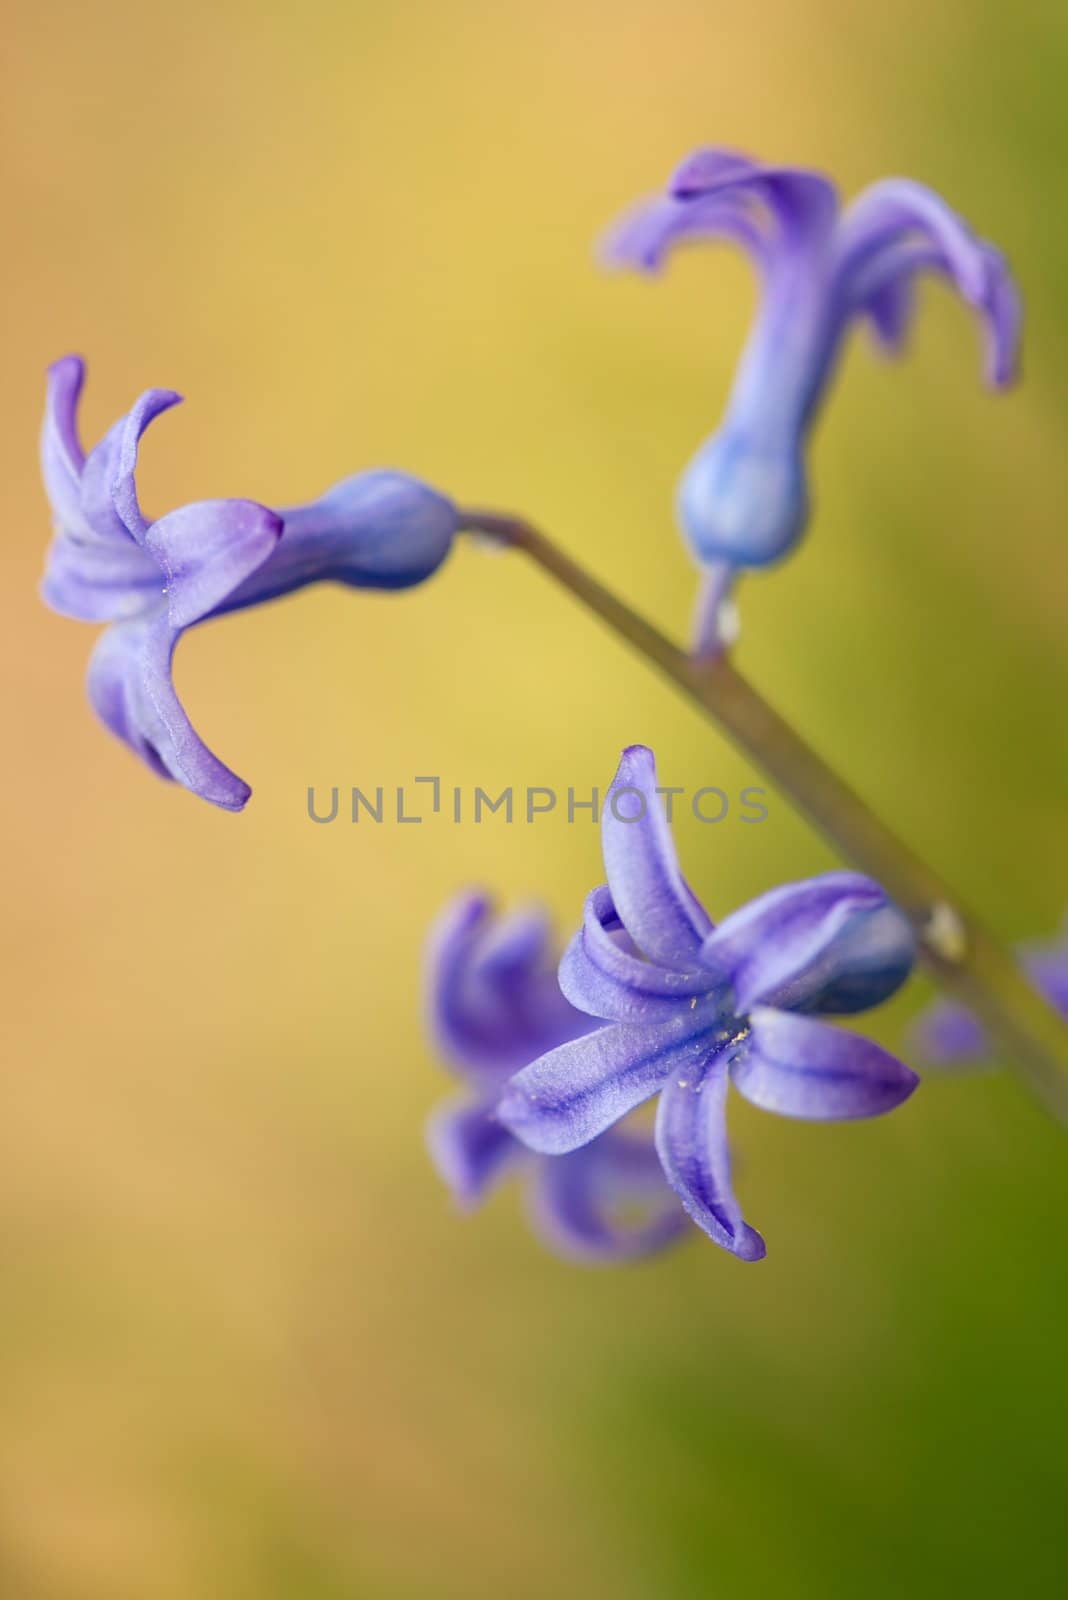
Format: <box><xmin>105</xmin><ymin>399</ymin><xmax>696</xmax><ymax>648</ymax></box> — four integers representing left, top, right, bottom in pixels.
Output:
<box><xmin>497</xmin><ymin>745</ymin><xmax>919</xmax><ymax>1261</ymax></box>
<box><xmin>425</xmin><ymin>891</ymin><xmax>689</xmax><ymax>1264</ymax></box>
<box><xmin>912</xmin><ymin>915</ymin><xmax>1068</xmax><ymax>1068</ymax></box>
<box><xmin>40</xmin><ymin>355</ymin><xmax>459</xmax><ymax>810</ymax></box>
<box><xmin>602</xmin><ymin>149</ymin><xmax>1021</xmax><ymax>652</ymax></box>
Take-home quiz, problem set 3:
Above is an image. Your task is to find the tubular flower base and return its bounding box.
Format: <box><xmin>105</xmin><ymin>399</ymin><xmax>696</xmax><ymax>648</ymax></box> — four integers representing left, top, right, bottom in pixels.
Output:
<box><xmin>498</xmin><ymin>745</ymin><xmax>919</xmax><ymax>1260</ymax></box>
<box><xmin>40</xmin><ymin>355</ymin><xmax>460</xmax><ymax>809</ymax></box>
<box><xmin>425</xmin><ymin>891</ymin><xmax>689</xmax><ymax>1263</ymax></box>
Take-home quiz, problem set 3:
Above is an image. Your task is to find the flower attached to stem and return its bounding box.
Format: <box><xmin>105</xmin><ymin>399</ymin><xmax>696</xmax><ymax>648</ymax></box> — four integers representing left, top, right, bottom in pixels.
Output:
<box><xmin>425</xmin><ymin>891</ymin><xmax>689</xmax><ymax>1263</ymax></box>
<box><xmin>40</xmin><ymin>356</ymin><xmax>459</xmax><ymax>810</ymax></box>
<box><xmin>497</xmin><ymin>745</ymin><xmax>919</xmax><ymax>1260</ymax></box>
<box><xmin>603</xmin><ymin>149</ymin><xmax>1021</xmax><ymax>655</ymax></box>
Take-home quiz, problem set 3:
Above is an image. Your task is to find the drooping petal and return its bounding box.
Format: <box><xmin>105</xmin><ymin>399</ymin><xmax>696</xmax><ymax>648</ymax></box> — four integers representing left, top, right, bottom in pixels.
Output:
<box><xmin>527</xmin><ymin>1131</ymin><xmax>688</xmax><ymax>1263</ymax></box>
<box><xmin>700</xmin><ymin>872</ymin><xmax>915</xmax><ymax>1015</ymax></box>
<box><xmin>498</xmin><ymin>1009</ymin><xmax>722</xmax><ymax>1156</ymax></box>
<box><xmin>425</xmin><ymin>1097</ymin><xmax>527</xmax><ymax>1208</ymax></box>
<box><xmin>669</xmin><ymin>148</ymin><xmax>838</xmax><ymax>248</ymax></box>
<box><xmin>86</xmin><ymin>611</ymin><xmax>252</xmax><ymax>811</ymax></box>
<box><xmin>602</xmin><ymin>745</ymin><xmax>713</xmax><ymax>969</ymax></box>
<box><xmin>732</xmin><ymin>1006</ymin><xmax>919</xmax><ymax>1120</ymax></box>
<box><xmin>145</xmin><ymin>499</ymin><xmax>283</xmax><ymax>627</ymax></box>
<box><xmin>601</xmin><ymin>191</ymin><xmax>771</xmax><ymax>277</ymax></box>
<box><xmin>654</xmin><ymin>1052</ymin><xmax>766</xmax><ymax>1260</ymax></box>
<box><xmin>832</xmin><ymin>180</ymin><xmax>1021</xmax><ymax>387</ymax></box>
<box><xmin>558</xmin><ymin>886</ymin><xmax>719</xmax><ymax>1024</ymax></box>
<box><xmin>425</xmin><ymin>893</ymin><xmax>589</xmax><ymax>1086</ymax></box>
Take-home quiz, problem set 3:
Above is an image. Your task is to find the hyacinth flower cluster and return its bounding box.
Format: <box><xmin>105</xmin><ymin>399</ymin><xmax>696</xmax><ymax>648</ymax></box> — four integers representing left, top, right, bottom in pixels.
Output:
<box><xmin>425</xmin><ymin>892</ymin><xmax>688</xmax><ymax>1262</ymax></box>
<box><xmin>40</xmin><ymin>143</ymin><xmax>1068</xmax><ymax>1257</ymax></box>
<box><xmin>603</xmin><ymin>148</ymin><xmax>1021</xmax><ymax>651</ymax></box>
<box><xmin>41</xmin><ymin>356</ymin><xmax>459</xmax><ymax>810</ymax></box>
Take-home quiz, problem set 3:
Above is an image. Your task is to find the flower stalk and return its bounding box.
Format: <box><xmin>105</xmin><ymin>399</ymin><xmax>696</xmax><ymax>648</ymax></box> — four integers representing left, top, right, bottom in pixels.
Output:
<box><xmin>460</xmin><ymin>508</ymin><xmax>1068</xmax><ymax>1125</ymax></box>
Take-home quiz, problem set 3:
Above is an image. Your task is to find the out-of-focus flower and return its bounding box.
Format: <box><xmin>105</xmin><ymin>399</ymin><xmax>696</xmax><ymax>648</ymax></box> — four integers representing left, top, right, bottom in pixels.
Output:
<box><xmin>425</xmin><ymin>891</ymin><xmax>688</xmax><ymax>1263</ymax></box>
<box><xmin>912</xmin><ymin>916</ymin><xmax>1068</xmax><ymax>1068</ymax></box>
<box><xmin>40</xmin><ymin>355</ymin><xmax>459</xmax><ymax>810</ymax></box>
<box><xmin>603</xmin><ymin>149</ymin><xmax>1020</xmax><ymax>651</ymax></box>
<box><xmin>498</xmin><ymin>745</ymin><xmax>919</xmax><ymax>1261</ymax></box>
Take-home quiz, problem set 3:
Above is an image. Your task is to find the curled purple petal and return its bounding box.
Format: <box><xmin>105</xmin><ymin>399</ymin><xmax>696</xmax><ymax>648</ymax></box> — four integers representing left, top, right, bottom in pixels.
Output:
<box><xmin>700</xmin><ymin>871</ymin><xmax>915</xmax><ymax>1015</ymax></box>
<box><xmin>601</xmin><ymin>192</ymin><xmax>770</xmax><ymax>276</ymax></box>
<box><xmin>558</xmin><ymin>886</ymin><xmax>717</xmax><ymax>1024</ymax></box>
<box><xmin>602</xmin><ymin>745</ymin><xmax>713</xmax><ymax>969</ymax></box>
<box><xmin>86</xmin><ymin>611</ymin><xmax>252</xmax><ymax>811</ymax></box>
<box><xmin>732</xmin><ymin>1006</ymin><xmax>919</xmax><ymax>1120</ymax></box>
<box><xmin>425</xmin><ymin>1098</ymin><xmax>527</xmax><ymax>1208</ymax></box>
<box><xmin>498</xmin><ymin>1009</ymin><xmax>722</xmax><ymax>1156</ymax></box>
<box><xmin>105</xmin><ymin>387</ymin><xmax>184</xmax><ymax>541</ymax></box>
<box><xmin>145</xmin><ymin>500</ymin><xmax>283</xmax><ymax>628</ymax></box>
<box><xmin>40</xmin><ymin>361</ymin><xmax>165</xmax><ymax>622</ymax></box>
<box><xmin>833</xmin><ymin>179</ymin><xmax>1021</xmax><ymax>387</ymax></box>
<box><xmin>668</xmin><ymin>148</ymin><xmax>838</xmax><ymax>244</ymax></box>
<box><xmin>654</xmin><ymin>1052</ymin><xmax>766</xmax><ymax>1260</ymax></box>
<box><xmin>527</xmin><ymin>1131</ymin><xmax>687</xmax><ymax>1263</ymax></box>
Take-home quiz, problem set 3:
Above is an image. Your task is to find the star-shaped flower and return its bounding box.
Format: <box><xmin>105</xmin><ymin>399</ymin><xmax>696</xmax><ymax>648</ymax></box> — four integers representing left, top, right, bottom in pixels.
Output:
<box><xmin>498</xmin><ymin>745</ymin><xmax>919</xmax><ymax>1260</ymax></box>
<box><xmin>425</xmin><ymin>891</ymin><xmax>688</xmax><ymax>1263</ymax></box>
<box><xmin>41</xmin><ymin>355</ymin><xmax>459</xmax><ymax>809</ymax></box>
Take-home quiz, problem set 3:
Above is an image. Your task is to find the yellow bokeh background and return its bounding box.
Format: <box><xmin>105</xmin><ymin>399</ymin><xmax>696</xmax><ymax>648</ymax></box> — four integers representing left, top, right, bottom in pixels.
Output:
<box><xmin>2</xmin><ymin>2</ymin><xmax>1067</xmax><ymax>1595</ymax></box>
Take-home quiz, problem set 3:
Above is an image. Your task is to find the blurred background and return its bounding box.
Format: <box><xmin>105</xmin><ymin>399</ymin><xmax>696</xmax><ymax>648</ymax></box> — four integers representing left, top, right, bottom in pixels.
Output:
<box><xmin>2</xmin><ymin>1</ymin><xmax>1067</xmax><ymax>1594</ymax></box>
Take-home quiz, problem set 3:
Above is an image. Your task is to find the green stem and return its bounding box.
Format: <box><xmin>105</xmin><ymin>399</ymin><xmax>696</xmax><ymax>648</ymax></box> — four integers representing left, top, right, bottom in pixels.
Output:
<box><xmin>461</xmin><ymin>508</ymin><xmax>1068</xmax><ymax>1125</ymax></box>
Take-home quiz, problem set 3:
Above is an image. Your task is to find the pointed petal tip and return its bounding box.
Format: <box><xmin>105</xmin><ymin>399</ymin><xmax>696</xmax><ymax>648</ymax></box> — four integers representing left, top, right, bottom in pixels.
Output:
<box><xmin>47</xmin><ymin>353</ymin><xmax>86</xmax><ymax>384</ymax></box>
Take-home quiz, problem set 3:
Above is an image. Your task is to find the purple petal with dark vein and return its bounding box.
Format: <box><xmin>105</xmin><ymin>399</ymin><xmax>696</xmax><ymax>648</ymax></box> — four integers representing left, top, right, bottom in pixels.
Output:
<box><xmin>498</xmin><ymin>1011</ymin><xmax>722</xmax><ymax>1156</ymax></box>
<box><xmin>700</xmin><ymin>871</ymin><xmax>912</xmax><ymax>1015</ymax></box>
<box><xmin>668</xmin><ymin>148</ymin><xmax>838</xmax><ymax>243</ymax></box>
<box><xmin>654</xmin><ymin>1053</ymin><xmax>766</xmax><ymax>1260</ymax></box>
<box><xmin>527</xmin><ymin>1131</ymin><xmax>688</xmax><ymax>1263</ymax></box>
<box><xmin>602</xmin><ymin>745</ymin><xmax>713</xmax><ymax>970</ymax></box>
<box><xmin>425</xmin><ymin>1097</ymin><xmax>526</xmax><ymax>1208</ymax></box>
<box><xmin>86</xmin><ymin>611</ymin><xmax>251</xmax><ymax>811</ymax></box>
<box><xmin>732</xmin><ymin>1006</ymin><xmax>919</xmax><ymax>1120</ymax></box>
<box><xmin>41</xmin><ymin>356</ymin><xmax>88</xmax><ymax>536</ymax></box>
<box><xmin>558</xmin><ymin>886</ymin><xmax>719</xmax><ymax>1023</ymax></box>
<box><xmin>146</xmin><ymin>499</ymin><xmax>283</xmax><ymax>628</ymax></box>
